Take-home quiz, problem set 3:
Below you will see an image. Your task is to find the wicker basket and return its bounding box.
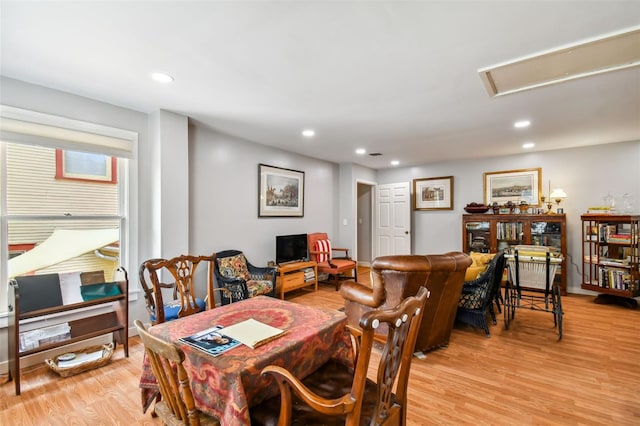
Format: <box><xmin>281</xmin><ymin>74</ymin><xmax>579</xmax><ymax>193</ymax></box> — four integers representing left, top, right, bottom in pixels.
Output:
<box><xmin>506</xmin><ymin>254</ymin><xmax>562</xmax><ymax>290</ymax></box>
<box><xmin>45</xmin><ymin>343</ymin><xmax>114</xmax><ymax>377</ymax></box>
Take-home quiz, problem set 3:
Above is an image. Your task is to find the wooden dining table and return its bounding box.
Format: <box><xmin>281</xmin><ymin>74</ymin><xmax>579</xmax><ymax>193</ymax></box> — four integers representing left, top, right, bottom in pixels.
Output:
<box><xmin>139</xmin><ymin>295</ymin><xmax>353</xmax><ymax>426</ymax></box>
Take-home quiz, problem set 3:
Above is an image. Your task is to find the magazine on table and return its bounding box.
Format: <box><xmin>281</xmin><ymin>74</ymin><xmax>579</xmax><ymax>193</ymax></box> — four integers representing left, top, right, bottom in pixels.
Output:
<box><xmin>178</xmin><ymin>325</ymin><xmax>241</xmax><ymax>357</ymax></box>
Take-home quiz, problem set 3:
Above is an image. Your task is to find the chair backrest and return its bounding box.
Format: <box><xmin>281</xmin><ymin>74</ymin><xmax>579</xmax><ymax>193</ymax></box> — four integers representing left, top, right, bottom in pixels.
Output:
<box><xmin>307</xmin><ymin>232</ymin><xmax>329</xmax><ymax>263</ymax></box>
<box><xmin>485</xmin><ymin>251</ymin><xmax>507</xmax><ymax>308</ymax></box>
<box><xmin>341</xmin><ymin>252</ymin><xmax>472</xmax><ymax>353</ymax></box>
<box><xmin>348</xmin><ymin>286</ymin><xmax>429</xmax><ymax>425</ymax></box>
<box><xmin>214</xmin><ymin>250</ymin><xmax>249</xmax><ymax>280</ymax></box>
<box><xmin>139</xmin><ymin>254</ymin><xmax>215</xmax><ymax>324</ymax></box>
<box><xmin>134</xmin><ymin>320</ymin><xmax>202</xmax><ymax>425</ymax></box>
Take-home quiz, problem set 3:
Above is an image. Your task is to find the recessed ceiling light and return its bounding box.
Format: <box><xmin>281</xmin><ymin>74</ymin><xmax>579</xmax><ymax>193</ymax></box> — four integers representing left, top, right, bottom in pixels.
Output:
<box><xmin>522</xmin><ymin>142</ymin><xmax>536</xmax><ymax>149</ymax></box>
<box><xmin>390</xmin><ymin>160</ymin><xmax>400</xmax><ymax>166</ymax></box>
<box><xmin>355</xmin><ymin>148</ymin><xmax>366</xmax><ymax>155</ymax></box>
<box><xmin>514</xmin><ymin>120</ymin><xmax>531</xmax><ymax>128</ymax></box>
<box><xmin>151</xmin><ymin>72</ymin><xmax>174</xmax><ymax>83</ymax></box>
<box><xmin>302</xmin><ymin>129</ymin><xmax>315</xmax><ymax>138</ymax></box>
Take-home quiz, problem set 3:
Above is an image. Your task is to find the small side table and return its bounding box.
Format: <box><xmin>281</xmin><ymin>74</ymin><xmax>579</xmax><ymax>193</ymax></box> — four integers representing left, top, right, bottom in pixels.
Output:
<box><xmin>276</xmin><ymin>260</ymin><xmax>318</xmax><ymax>299</ymax></box>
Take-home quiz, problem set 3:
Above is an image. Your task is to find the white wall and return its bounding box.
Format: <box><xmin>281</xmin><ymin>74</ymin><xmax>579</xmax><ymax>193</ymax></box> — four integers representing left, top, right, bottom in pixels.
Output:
<box><xmin>2</xmin><ymin>76</ymin><xmax>638</xmax><ymax>369</ymax></box>
<box><xmin>377</xmin><ymin>141</ymin><xmax>640</xmax><ymax>294</ymax></box>
<box><xmin>188</xmin><ymin>125</ymin><xmax>339</xmax><ymax>266</ymax></box>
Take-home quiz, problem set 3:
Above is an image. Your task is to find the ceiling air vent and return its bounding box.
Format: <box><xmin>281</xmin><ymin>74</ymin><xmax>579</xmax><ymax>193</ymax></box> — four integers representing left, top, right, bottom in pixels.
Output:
<box><xmin>478</xmin><ymin>26</ymin><xmax>640</xmax><ymax>97</ymax></box>
<box><xmin>368</xmin><ymin>153</ymin><xmax>383</xmax><ymax>156</ymax></box>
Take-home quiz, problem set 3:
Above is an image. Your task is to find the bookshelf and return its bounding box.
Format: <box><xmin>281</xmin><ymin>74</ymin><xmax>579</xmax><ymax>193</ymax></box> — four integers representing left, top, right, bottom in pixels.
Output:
<box><xmin>7</xmin><ymin>276</ymin><xmax>129</xmax><ymax>395</ymax></box>
<box><xmin>581</xmin><ymin>214</ymin><xmax>640</xmax><ymax>306</ymax></box>
<box><xmin>462</xmin><ymin>213</ymin><xmax>567</xmax><ymax>294</ymax></box>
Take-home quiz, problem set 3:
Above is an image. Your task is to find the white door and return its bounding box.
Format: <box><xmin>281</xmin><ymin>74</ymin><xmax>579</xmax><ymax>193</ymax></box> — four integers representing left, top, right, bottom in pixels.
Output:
<box><xmin>375</xmin><ymin>182</ymin><xmax>411</xmax><ymax>257</ymax></box>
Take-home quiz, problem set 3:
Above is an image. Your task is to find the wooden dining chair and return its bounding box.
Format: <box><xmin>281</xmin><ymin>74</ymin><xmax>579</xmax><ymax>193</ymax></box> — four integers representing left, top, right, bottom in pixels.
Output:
<box><xmin>250</xmin><ymin>286</ymin><xmax>429</xmax><ymax>426</ymax></box>
<box><xmin>139</xmin><ymin>254</ymin><xmax>215</xmax><ymax>325</ymax></box>
<box><xmin>134</xmin><ymin>320</ymin><xmax>220</xmax><ymax>426</ymax></box>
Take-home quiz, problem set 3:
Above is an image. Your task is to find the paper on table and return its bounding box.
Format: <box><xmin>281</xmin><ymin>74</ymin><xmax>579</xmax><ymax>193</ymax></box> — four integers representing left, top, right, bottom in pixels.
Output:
<box><xmin>221</xmin><ymin>318</ymin><xmax>286</xmax><ymax>349</ymax></box>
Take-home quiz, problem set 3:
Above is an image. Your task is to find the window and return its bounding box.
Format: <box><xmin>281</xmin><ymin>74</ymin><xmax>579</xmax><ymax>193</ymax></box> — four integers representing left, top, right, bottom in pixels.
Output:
<box><xmin>55</xmin><ymin>149</ymin><xmax>117</xmax><ymax>183</ymax></box>
<box><xmin>0</xmin><ymin>106</ymin><xmax>136</xmax><ymax>312</ymax></box>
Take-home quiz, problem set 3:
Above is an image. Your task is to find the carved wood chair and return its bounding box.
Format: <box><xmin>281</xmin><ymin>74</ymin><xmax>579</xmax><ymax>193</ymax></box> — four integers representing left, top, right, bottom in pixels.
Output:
<box><xmin>250</xmin><ymin>286</ymin><xmax>429</xmax><ymax>426</ymax></box>
<box><xmin>134</xmin><ymin>320</ymin><xmax>220</xmax><ymax>426</ymax></box>
<box><xmin>139</xmin><ymin>254</ymin><xmax>215</xmax><ymax>325</ymax></box>
<box><xmin>307</xmin><ymin>232</ymin><xmax>357</xmax><ymax>290</ymax></box>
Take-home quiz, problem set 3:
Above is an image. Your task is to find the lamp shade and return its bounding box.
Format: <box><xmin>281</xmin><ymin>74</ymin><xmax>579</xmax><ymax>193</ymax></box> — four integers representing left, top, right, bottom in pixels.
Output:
<box><xmin>550</xmin><ymin>188</ymin><xmax>567</xmax><ymax>199</ymax></box>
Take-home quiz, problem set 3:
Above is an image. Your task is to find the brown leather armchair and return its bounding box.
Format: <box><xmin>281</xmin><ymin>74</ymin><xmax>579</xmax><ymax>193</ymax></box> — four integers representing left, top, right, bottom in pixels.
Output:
<box><xmin>340</xmin><ymin>252</ymin><xmax>472</xmax><ymax>353</ymax></box>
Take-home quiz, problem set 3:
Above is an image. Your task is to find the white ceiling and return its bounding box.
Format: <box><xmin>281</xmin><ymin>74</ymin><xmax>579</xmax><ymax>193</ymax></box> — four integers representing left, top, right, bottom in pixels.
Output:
<box><xmin>1</xmin><ymin>1</ymin><xmax>639</xmax><ymax>170</ymax></box>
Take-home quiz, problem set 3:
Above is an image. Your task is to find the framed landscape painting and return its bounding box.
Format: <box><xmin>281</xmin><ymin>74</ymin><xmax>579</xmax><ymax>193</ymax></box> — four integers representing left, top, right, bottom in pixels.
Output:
<box><xmin>413</xmin><ymin>176</ymin><xmax>454</xmax><ymax>210</ymax></box>
<box><xmin>484</xmin><ymin>168</ymin><xmax>541</xmax><ymax>206</ymax></box>
<box><xmin>258</xmin><ymin>164</ymin><xmax>304</xmax><ymax>217</ymax></box>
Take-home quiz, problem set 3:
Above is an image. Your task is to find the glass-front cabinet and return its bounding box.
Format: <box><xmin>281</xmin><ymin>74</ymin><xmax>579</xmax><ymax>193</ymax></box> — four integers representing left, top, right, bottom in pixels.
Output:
<box><xmin>462</xmin><ymin>213</ymin><xmax>567</xmax><ymax>294</ymax></box>
<box><xmin>581</xmin><ymin>214</ymin><xmax>639</xmax><ymax>302</ymax></box>
<box><xmin>465</xmin><ymin>221</ymin><xmax>491</xmax><ymax>253</ymax></box>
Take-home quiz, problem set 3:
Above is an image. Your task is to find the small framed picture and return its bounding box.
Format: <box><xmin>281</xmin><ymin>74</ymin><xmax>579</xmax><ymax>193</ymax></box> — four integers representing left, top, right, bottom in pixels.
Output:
<box><xmin>258</xmin><ymin>164</ymin><xmax>304</xmax><ymax>217</ymax></box>
<box><xmin>413</xmin><ymin>176</ymin><xmax>454</xmax><ymax>210</ymax></box>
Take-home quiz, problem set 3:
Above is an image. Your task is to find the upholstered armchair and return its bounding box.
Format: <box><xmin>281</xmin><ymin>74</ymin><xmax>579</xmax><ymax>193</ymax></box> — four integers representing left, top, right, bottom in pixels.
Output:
<box><xmin>307</xmin><ymin>232</ymin><xmax>357</xmax><ymax>289</ymax></box>
<box><xmin>340</xmin><ymin>252</ymin><xmax>472</xmax><ymax>353</ymax></box>
<box><xmin>456</xmin><ymin>252</ymin><xmax>506</xmax><ymax>336</ymax></box>
<box><xmin>214</xmin><ymin>250</ymin><xmax>276</xmax><ymax>305</ymax></box>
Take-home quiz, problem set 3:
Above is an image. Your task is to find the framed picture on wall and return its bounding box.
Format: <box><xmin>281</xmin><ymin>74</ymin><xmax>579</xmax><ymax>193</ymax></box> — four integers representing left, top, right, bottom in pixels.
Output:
<box><xmin>413</xmin><ymin>176</ymin><xmax>454</xmax><ymax>210</ymax></box>
<box><xmin>258</xmin><ymin>164</ymin><xmax>305</xmax><ymax>217</ymax></box>
<box><xmin>484</xmin><ymin>168</ymin><xmax>541</xmax><ymax>206</ymax></box>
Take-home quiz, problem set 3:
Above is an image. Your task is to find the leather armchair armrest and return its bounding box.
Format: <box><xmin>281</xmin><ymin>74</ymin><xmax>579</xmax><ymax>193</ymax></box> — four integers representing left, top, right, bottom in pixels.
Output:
<box><xmin>339</xmin><ymin>281</ymin><xmax>384</xmax><ymax>308</ymax></box>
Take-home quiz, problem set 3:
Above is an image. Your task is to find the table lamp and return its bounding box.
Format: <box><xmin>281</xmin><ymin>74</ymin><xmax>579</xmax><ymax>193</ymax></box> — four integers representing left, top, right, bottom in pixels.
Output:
<box><xmin>550</xmin><ymin>188</ymin><xmax>567</xmax><ymax>213</ymax></box>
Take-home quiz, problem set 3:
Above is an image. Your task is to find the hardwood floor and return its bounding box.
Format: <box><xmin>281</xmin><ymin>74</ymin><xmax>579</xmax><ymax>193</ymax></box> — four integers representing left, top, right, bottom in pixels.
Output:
<box><xmin>2</xmin><ymin>268</ymin><xmax>639</xmax><ymax>425</ymax></box>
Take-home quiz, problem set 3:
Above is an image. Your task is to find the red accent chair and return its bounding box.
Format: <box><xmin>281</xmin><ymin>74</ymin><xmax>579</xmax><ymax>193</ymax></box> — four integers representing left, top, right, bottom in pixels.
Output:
<box><xmin>307</xmin><ymin>232</ymin><xmax>357</xmax><ymax>290</ymax></box>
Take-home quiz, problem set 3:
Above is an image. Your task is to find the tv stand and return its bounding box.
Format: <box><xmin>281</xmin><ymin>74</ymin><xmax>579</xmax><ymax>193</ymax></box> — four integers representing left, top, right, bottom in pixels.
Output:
<box><xmin>276</xmin><ymin>260</ymin><xmax>317</xmax><ymax>299</ymax></box>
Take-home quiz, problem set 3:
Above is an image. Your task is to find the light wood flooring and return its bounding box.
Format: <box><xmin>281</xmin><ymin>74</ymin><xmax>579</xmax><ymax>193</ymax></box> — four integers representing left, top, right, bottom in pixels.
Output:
<box><xmin>1</xmin><ymin>267</ymin><xmax>639</xmax><ymax>425</ymax></box>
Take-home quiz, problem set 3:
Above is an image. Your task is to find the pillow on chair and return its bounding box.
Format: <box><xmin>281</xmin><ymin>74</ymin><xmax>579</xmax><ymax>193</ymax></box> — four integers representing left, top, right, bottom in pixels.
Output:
<box><xmin>465</xmin><ymin>252</ymin><xmax>495</xmax><ymax>281</ymax></box>
<box><xmin>217</xmin><ymin>254</ymin><xmax>250</xmax><ymax>280</ymax></box>
<box><xmin>315</xmin><ymin>239</ymin><xmax>331</xmax><ymax>262</ymax></box>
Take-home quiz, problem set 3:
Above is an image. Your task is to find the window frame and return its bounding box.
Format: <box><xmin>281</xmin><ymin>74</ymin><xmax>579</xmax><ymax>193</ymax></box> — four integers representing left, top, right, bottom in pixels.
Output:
<box><xmin>0</xmin><ymin>106</ymin><xmax>137</xmax><ymax>320</ymax></box>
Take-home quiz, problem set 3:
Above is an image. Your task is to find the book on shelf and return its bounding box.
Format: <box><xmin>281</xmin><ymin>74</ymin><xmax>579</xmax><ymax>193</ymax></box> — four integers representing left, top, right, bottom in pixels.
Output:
<box><xmin>599</xmin><ymin>258</ymin><xmax>629</xmax><ymax>267</ymax></box>
<box><xmin>221</xmin><ymin>318</ymin><xmax>286</xmax><ymax>349</ymax></box>
<box><xmin>303</xmin><ymin>267</ymin><xmax>315</xmax><ymax>281</ymax></box>
<box><xmin>586</xmin><ymin>206</ymin><xmax>613</xmax><ymax>214</ymax></box>
<box><xmin>607</xmin><ymin>234</ymin><xmax>631</xmax><ymax>243</ymax></box>
<box><xmin>178</xmin><ymin>325</ymin><xmax>241</xmax><ymax>357</ymax></box>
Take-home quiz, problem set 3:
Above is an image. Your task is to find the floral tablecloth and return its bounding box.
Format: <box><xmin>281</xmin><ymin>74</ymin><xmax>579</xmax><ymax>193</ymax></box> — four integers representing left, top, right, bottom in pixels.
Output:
<box><xmin>140</xmin><ymin>295</ymin><xmax>353</xmax><ymax>425</ymax></box>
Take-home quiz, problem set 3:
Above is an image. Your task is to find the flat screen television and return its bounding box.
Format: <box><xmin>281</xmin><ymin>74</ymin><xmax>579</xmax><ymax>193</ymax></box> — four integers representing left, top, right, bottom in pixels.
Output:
<box><xmin>276</xmin><ymin>234</ymin><xmax>308</xmax><ymax>265</ymax></box>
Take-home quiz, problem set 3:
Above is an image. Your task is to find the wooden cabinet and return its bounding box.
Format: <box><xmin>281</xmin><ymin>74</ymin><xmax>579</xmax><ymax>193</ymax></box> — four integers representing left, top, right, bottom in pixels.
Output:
<box><xmin>462</xmin><ymin>213</ymin><xmax>567</xmax><ymax>294</ymax></box>
<box><xmin>581</xmin><ymin>214</ymin><xmax>640</xmax><ymax>304</ymax></box>
<box><xmin>7</xmin><ymin>276</ymin><xmax>129</xmax><ymax>395</ymax></box>
<box><xmin>276</xmin><ymin>260</ymin><xmax>317</xmax><ymax>299</ymax></box>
